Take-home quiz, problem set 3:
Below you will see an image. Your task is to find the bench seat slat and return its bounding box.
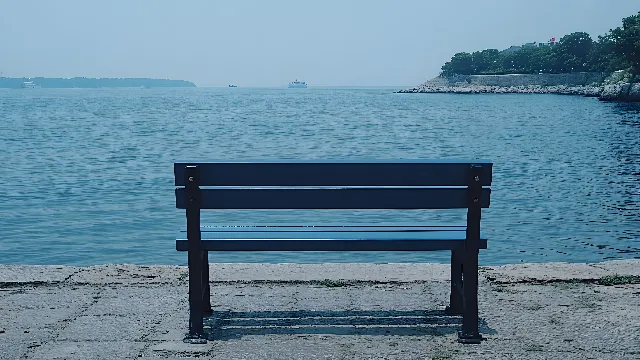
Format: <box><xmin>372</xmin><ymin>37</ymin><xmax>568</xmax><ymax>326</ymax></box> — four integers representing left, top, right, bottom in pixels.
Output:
<box><xmin>175</xmin><ymin>229</ymin><xmax>487</xmax><ymax>251</ymax></box>
<box><xmin>180</xmin><ymin>230</ymin><xmax>486</xmax><ymax>240</ymax></box>
<box><xmin>184</xmin><ymin>225</ymin><xmax>468</xmax><ymax>233</ymax></box>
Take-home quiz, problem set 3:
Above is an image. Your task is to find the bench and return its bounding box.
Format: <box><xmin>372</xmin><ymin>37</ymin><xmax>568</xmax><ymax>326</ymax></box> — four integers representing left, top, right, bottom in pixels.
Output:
<box><xmin>174</xmin><ymin>160</ymin><xmax>492</xmax><ymax>343</ymax></box>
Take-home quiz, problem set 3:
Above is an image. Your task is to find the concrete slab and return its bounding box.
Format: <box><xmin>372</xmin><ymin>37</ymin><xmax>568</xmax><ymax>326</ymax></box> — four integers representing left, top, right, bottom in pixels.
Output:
<box><xmin>0</xmin><ymin>265</ymin><xmax>80</xmax><ymax>284</ymax></box>
<box><xmin>590</xmin><ymin>260</ymin><xmax>640</xmax><ymax>276</ymax></box>
<box><xmin>82</xmin><ymin>286</ymin><xmax>183</xmax><ymax>317</ymax></box>
<box><xmin>26</xmin><ymin>341</ymin><xmax>146</xmax><ymax>360</ymax></box>
<box><xmin>147</xmin><ymin>313</ymin><xmax>189</xmax><ymax>342</ymax></box>
<box><xmin>0</xmin><ymin>327</ymin><xmax>56</xmax><ymax>360</ymax></box>
<box><xmin>209</xmin><ymin>263</ymin><xmax>452</xmax><ymax>282</ymax></box>
<box><xmin>56</xmin><ymin>314</ymin><xmax>156</xmax><ymax>342</ymax></box>
<box><xmin>67</xmin><ymin>264</ymin><xmax>185</xmax><ymax>285</ymax></box>
<box><xmin>482</xmin><ymin>262</ymin><xmax>612</xmax><ymax>282</ymax></box>
<box><xmin>5</xmin><ymin>261</ymin><xmax>638</xmax><ymax>286</ymax></box>
<box><xmin>0</xmin><ymin>261</ymin><xmax>638</xmax><ymax>359</ymax></box>
<box><xmin>147</xmin><ymin>341</ymin><xmax>214</xmax><ymax>356</ymax></box>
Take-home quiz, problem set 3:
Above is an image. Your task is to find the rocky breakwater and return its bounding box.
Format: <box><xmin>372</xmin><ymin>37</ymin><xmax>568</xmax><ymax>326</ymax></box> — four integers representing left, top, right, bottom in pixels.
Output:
<box><xmin>397</xmin><ymin>72</ymin><xmax>640</xmax><ymax>101</ymax></box>
<box><xmin>397</xmin><ymin>83</ymin><xmax>603</xmax><ymax>96</ymax></box>
<box><xmin>600</xmin><ymin>82</ymin><xmax>640</xmax><ymax>101</ymax></box>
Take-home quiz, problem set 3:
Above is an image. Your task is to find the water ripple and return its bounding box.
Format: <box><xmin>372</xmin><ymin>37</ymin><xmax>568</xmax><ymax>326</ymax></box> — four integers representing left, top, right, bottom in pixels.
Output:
<box><xmin>0</xmin><ymin>88</ymin><xmax>638</xmax><ymax>265</ymax></box>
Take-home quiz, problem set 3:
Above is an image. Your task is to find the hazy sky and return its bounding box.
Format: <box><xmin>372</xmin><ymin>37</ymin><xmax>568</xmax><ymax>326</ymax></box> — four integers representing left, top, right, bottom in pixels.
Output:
<box><xmin>1</xmin><ymin>0</ymin><xmax>638</xmax><ymax>87</ymax></box>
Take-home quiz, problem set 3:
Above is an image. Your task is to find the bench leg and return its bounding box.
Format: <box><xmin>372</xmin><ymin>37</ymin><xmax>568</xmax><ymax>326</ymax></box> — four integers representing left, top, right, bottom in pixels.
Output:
<box><xmin>188</xmin><ymin>248</ymin><xmax>204</xmax><ymax>337</ymax></box>
<box><xmin>202</xmin><ymin>252</ymin><xmax>212</xmax><ymax>316</ymax></box>
<box><xmin>458</xmin><ymin>248</ymin><xmax>481</xmax><ymax>343</ymax></box>
<box><xmin>446</xmin><ymin>250</ymin><xmax>464</xmax><ymax>315</ymax></box>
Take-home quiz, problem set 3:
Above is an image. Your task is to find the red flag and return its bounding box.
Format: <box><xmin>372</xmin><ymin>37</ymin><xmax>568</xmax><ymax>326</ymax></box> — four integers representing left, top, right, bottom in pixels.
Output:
<box><xmin>550</xmin><ymin>37</ymin><xmax>556</xmax><ymax>42</ymax></box>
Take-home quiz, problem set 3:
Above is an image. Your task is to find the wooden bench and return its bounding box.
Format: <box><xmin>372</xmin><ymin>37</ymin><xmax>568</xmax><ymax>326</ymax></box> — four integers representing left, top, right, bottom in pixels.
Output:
<box><xmin>174</xmin><ymin>160</ymin><xmax>492</xmax><ymax>343</ymax></box>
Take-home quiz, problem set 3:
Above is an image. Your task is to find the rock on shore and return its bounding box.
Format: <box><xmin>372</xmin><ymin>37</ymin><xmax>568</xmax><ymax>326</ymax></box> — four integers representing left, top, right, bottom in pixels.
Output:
<box><xmin>600</xmin><ymin>83</ymin><xmax>640</xmax><ymax>101</ymax></box>
<box><xmin>397</xmin><ymin>73</ymin><xmax>640</xmax><ymax>102</ymax></box>
<box><xmin>397</xmin><ymin>83</ymin><xmax>605</xmax><ymax>97</ymax></box>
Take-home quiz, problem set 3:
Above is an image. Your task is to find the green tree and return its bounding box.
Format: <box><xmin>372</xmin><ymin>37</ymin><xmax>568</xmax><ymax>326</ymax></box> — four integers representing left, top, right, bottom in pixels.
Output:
<box><xmin>610</xmin><ymin>11</ymin><xmax>640</xmax><ymax>75</ymax></box>
<box><xmin>553</xmin><ymin>32</ymin><xmax>593</xmax><ymax>72</ymax></box>
<box><xmin>500</xmin><ymin>51</ymin><xmax>520</xmax><ymax>73</ymax></box>
<box><xmin>539</xmin><ymin>47</ymin><xmax>561</xmax><ymax>73</ymax></box>
<box><xmin>438</xmin><ymin>11</ymin><xmax>638</xmax><ymax>77</ymax></box>
<box><xmin>588</xmin><ymin>34</ymin><xmax>630</xmax><ymax>73</ymax></box>
<box><xmin>441</xmin><ymin>52</ymin><xmax>474</xmax><ymax>76</ymax></box>
<box><xmin>471</xmin><ymin>49</ymin><xmax>501</xmax><ymax>74</ymax></box>
<box><xmin>557</xmin><ymin>32</ymin><xmax>593</xmax><ymax>59</ymax></box>
<box><xmin>499</xmin><ymin>47</ymin><xmax>548</xmax><ymax>74</ymax></box>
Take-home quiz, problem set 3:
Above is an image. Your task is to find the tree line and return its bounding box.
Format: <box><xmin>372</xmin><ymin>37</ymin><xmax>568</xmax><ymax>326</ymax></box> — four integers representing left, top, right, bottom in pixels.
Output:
<box><xmin>440</xmin><ymin>11</ymin><xmax>640</xmax><ymax>77</ymax></box>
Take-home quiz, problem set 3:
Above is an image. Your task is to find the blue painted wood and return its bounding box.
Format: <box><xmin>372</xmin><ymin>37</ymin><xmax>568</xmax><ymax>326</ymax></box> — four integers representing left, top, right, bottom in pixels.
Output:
<box><xmin>175</xmin><ymin>159</ymin><xmax>493</xmax><ymax>164</ymax></box>
<box><xmin>461</xmin><ymin>164</ymin><xmax>483</xmax><ymax>342</ymax></box>
<box><xmin>174</xmin><ymin>160</ymin><xmax>493</xmax><ymax>187</ymax></box>
<box><xmin>176</xmin><ymin>229</ymin><xmax>487</xmax><ymax>251</ymax></box>
<box><xmin>173</xmin><ymin>160</ymin><xmax>493</xmax><ymax>341</ymax></box>
<box><xmin>187</xmin><ymin>225</ymin><xmax>467</xmax><ymax>232</ymax></box>
<box><xmin>184</xmin><ymin>165</ymin><xmax>204</xmax><ymax>336</ymax></box>
<box><xmin>180</xmin><ymin>230</ymin><xmax>487</xmax><ymax>241</ymax></box>
<box><xmin>175</xmin><ymin>187</ymin><xmax>491</xmax><ymax>209</ymax></box>
<box><xmin>176</xmin><ymin>237</ymin><xmax>487</xmax><ymax>252</ymax></box>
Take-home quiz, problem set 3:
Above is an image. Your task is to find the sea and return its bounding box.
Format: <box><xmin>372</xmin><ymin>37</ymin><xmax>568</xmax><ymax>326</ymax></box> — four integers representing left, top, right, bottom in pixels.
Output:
<box><xmin>1</xmin><ymin>87</ymin><xmax>638</xmax><ymax>266</ymax></box>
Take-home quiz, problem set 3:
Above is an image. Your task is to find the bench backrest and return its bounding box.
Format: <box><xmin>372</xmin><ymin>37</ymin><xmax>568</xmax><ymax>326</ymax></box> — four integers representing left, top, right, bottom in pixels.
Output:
<box><xmin>174</xmin><ymin>160</ymin><xmax>492</xmax><ymax>210</ymax></box>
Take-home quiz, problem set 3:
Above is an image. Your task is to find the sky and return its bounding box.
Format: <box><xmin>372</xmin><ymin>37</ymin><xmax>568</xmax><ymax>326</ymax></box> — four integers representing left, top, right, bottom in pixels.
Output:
<box><xmin>0</xmin><ymin>0</ymin><xmax>638</xmax><ymax>87</ymax></box>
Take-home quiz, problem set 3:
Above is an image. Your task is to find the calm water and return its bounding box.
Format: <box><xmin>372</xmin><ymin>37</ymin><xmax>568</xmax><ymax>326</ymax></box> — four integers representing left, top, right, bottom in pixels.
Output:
<box><xmin>1</xmin><ymin>87</ymin><xmax>639</xmax><ymax>266</ymax></box>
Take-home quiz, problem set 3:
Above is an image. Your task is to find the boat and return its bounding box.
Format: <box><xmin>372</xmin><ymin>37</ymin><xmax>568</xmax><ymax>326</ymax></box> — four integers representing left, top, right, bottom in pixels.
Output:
<box><xmin>21</xmin><ymin>81</ymin><xmax>41</xmax><ymax>89</ymax></box>
<box><xmin>288</xmin><ymin>79</ymin><xmax>307</xmax><ymax>88</ymax></box>
<box><xmin>228</xmin><ymin>84</ymin><xmax>238</xmax><ymax>88</ymax></box>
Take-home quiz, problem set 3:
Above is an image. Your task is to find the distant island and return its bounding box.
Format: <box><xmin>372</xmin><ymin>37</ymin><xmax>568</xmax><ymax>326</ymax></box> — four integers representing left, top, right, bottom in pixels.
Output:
<box><xmin>399</xmin><ymin>11</ymin><xmax>640</xmax><ymax>102</ymax></box>
<box><xmin>0</xmin><ymin>77</ymin><xmax>197</xmax><ymax>88</ymax></box>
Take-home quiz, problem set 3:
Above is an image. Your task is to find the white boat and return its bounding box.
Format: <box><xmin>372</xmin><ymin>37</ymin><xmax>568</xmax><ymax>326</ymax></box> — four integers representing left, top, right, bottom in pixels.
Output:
<box><xmin>288</xmin><ymin>79</ymin><xmax>307</xmax><ymax>88</ymax></box>
<box><xmin>21</xmin><ymin>81</ymin><xmax>41</xmax><ymax>89</ymax></box>
<box><xmin>228</xmin><ymin>84</ymin><xmax>238</xmax><ymax>88</ymax></box>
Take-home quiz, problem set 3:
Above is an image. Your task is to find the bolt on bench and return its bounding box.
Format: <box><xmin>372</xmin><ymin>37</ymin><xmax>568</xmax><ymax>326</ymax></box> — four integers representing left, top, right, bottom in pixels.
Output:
<box><xmin>174</xmin><ymin>160</ymin><xmax>492</xmax><ymax>343</ymax></box>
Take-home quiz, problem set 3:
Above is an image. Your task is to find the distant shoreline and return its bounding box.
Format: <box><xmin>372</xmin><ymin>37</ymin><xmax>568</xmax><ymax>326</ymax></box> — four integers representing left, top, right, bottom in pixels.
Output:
<box><xmin>0</xmin><ymin>77</ymin><xmax>197</xmax><ymax>88</ymax></box>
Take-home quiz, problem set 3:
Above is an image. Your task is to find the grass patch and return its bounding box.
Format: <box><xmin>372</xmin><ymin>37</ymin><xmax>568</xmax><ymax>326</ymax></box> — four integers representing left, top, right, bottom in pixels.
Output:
<box><xmin>598</xmin><ymin>275</ymin><xmax>640</xmax><ymax>286</ymax></box>
<box><xmin>485</xmin><ymin>273</ymin><xmax>640</xmax><ymax>288</ymax></box>
<box><xmin>316</xmin><ymin>279</ymin><xmax>351</xmax><ymax>288</ymax></box>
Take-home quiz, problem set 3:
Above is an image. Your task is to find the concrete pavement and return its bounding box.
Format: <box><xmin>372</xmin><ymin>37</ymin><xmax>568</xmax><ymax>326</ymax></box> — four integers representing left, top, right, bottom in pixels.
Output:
<box><xmin>1</xmin><ymin>261</ymin><xmax>639</xmax><ymax>359</ymax></box>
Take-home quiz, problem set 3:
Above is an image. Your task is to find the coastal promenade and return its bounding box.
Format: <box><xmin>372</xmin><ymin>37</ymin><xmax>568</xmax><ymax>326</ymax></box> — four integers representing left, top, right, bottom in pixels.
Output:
<box><xmin>1</xmin><ymin>261</ymin><xmax>639</xmax><ymax>359</ymax></box>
